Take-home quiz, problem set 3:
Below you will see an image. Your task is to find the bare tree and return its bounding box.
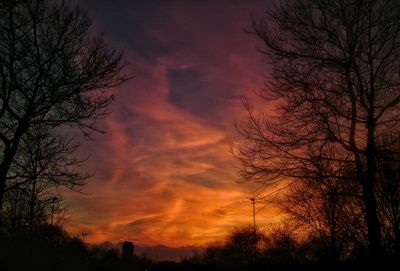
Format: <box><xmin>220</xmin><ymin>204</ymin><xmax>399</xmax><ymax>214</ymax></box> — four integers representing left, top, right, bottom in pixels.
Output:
<box><xmin>375</xmin><ymin>133</ymin><xmax>400</xmax><ymax>253</ymax></box>
<box><xmin>262</xmin><ymin>224</ymin><xmax>300</xmax><ymax>264</ymax></box>
<box><xmin>224</xmin><ymin>226</ymin><xmax>266</xmax><ymax>267</ymax></box>
<box><xmin>283</xmin><ymin>175</ymin><xmax>366</xmax><ymax>262</ymax></box>
<box><xmin>0</xmin><ymin>0</ymin><xmax>128</xmax><ymax>210</ymax></box>
<box><xmin>0</xmin><ymin>124</ymin><xmax>85</xmax><ymax>237</ymax></box>
<box><xmin>2</xmin><ymin>183</ymin><xmax>68</xmax><ymax>237</ymax></box>
<box><xmin>237</xmin><ymin>0</ymin><xmax>400</xmax><ymax>259</ymax></box>
<box><xmin>14</xmin><ymin>126</ymin><xmax>86</xmax><ymax>235</ymax></box>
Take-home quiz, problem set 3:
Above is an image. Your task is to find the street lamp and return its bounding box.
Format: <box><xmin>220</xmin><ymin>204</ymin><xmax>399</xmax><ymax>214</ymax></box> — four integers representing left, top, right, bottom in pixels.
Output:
<box><xmin>51</xmin><ymin>197</ymin><xmax>58</xmax><ymax>226</ymax></box>
<box><xmin>250</xmin><ymin>197</ymin><xmax>256</xmax><ymax>268</ymax></box>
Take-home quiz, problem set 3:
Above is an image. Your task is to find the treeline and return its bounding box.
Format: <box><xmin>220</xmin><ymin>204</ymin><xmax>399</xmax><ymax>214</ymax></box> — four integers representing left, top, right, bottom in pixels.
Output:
<box><xmin>0</xmin><ymin>223</ymin><xmax>207</xmax><ymax>271</ymax></box>
<box><xmin>0</xmin><ymin>0</ymin><xmax>127</xmax><ymax>269</ymax></box>
<box><xmin>2</xmin><ymin>221</ymin><xmax>399</xmax><ymax>271</ymax></box>
<box><xmin>235</xmin><ymin>0</ymin><xmax>400</xmax><ymax>266</ymax></box>
<box><xmin>0</xmin><ymin>0</ymin><xmax>126</xmax><ymax>221</ymax></box>
<box><xmin>188</xmin><ymin>223</ymin><xmax>399</xmax><ymax>271</ymax></box>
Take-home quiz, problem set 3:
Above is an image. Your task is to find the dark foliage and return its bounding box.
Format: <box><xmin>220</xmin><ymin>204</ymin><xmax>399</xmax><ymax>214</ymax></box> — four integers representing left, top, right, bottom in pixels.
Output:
<box><xmin>0</xmin><ymin>0</ymin><xmax>128</xmax><ymax>210</ymax></box>
<box><xmin>236</xmin><ymin>0</ymin><xmax>400</xmax><ymax>262</ymax></box>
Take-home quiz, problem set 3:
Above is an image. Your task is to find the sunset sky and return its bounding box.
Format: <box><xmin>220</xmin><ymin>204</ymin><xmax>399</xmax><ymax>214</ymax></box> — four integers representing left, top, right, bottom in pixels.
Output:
<box><xmin>65</xmin><ymin>0</ymin><xmax>278</xmax><ymax>247</ymax></box>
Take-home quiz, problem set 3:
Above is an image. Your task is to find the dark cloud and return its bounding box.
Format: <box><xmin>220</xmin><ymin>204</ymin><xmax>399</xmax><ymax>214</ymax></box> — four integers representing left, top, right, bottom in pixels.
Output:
<box><xmin>78</xmin><ymin>0</ymin><xmax>170</xmax><ymax>62</ymax></box>
<box><xmin>167</xmin><ymin>67</ymin><xmax>238</xmax><ymax>123</ymax></box>
<box><xmin>121</xmin><ymin>216</ymin><xmax>165</xmax><ymax>233</ymax></box>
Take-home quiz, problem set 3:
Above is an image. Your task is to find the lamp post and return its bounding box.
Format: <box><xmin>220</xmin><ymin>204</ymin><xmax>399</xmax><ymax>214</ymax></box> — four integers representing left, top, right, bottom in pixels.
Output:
<box><xmin>250</xmin><ymin>197</ymin><xmax>256</xmax><ymax>269</ymax></box>
<box><xmin>250</xmin><ymin>198</ymin><xmax>256</xmax><ymax>234</ymax></box>
<box><xmin>51</xmin><ymin>197</ymin><xmax>58</xmax><ymax>226</ymax></box>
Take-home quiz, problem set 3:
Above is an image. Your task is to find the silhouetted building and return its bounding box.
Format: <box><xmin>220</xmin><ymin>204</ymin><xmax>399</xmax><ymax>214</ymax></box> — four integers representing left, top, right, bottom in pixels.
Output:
<box><xmin>122</xmin><ymin>241</ymin><xmax>135</xmax><ymax>259</ymax></box>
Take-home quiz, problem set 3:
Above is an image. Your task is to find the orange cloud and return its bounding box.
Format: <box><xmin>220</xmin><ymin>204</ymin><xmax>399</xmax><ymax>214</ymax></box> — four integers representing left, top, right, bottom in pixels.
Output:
<box><xmin>64</xmin><ymin>0</ymin><xmax>276</xmax><ymax>247</ymax></box>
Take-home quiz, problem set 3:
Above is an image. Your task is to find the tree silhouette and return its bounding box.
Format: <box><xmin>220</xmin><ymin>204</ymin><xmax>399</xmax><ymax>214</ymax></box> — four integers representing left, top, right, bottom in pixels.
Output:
<box><xmin>375</xmin><ymin>133</ymin><xmax>400</xmax><ymax>253</ymax></box>
<box><xmin>282</xmin><ymin>168</ymin><xmax>365</xmax><ymax>263</ymax></box>
<box><xmin>237</xmin><ymin>0</ymin><xmax>400</xmax><ymax>260</ymax></box>
<box><xmin>2</xmin><ymin>125</ymin><xmax>83</xmax><ymax>236</ymax></box>
<box><xmin>0</xmin><ymin>0</ymin><xmax>128</xmax><ymax>211</ymax></box>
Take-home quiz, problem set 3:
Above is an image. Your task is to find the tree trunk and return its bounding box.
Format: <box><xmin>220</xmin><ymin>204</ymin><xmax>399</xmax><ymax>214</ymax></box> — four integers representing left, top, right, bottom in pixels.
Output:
<box><xmin>0</xmin><ymin>121</ymin><xmax>29</xmax><ymax>212</ymax></box>
<box><xmin>0</xmin><ymin>172</ymin><xmax>7</xmax><ymax>227</ymax></box>
<box><xmin>0</xmin><ymin>157</ymin><xmax>11</xmax><ymax>213</ymax></box>
<box><xmin>394</xmin><ymin>218</ymin><xmax>400</xmax><ymax>253</ymax></box>
<box><xmin>361</xmin><ymin>175</ymin><xmax>383</xmax><ymax>258</ymax></box>
<box><xmin>362</xmin><ymin>117</ymin><xmax>383</xmax><ymax>260</ymax></box>
<box><xmin>29</xmin><ymin>177</ymin><xmax>37</xmax><ymax>238</ymax></box>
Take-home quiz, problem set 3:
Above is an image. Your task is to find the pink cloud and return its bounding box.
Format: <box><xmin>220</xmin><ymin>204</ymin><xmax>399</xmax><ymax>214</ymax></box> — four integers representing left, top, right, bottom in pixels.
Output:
<box><xmin>65</xmin><ymin>0</ymin><xmax>278</xmax><ymax>247</ymax></box>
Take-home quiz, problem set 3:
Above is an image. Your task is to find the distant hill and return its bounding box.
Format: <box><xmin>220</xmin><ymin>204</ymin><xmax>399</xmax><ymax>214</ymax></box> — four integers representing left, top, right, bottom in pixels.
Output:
<box><xmin>90</xmin><ymin>242</ymin><xmax>203</xmax><ymax>262</ymax></box>
<box><xmin>135</xmin><ymin>244</ymin><xmax>202</xmax><ymax>262</ymax></box>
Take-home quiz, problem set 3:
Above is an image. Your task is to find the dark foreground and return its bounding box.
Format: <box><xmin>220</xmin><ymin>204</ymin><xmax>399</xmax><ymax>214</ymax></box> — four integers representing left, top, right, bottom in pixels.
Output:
<box><xmin>1</xmin><ymin>225</ymin><xmax>400</xmax><ymax>271</ymax></box>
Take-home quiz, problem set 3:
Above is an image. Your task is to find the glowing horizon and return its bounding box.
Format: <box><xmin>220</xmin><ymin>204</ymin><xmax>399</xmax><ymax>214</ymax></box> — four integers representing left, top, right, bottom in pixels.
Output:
<box><xmin>64</xmin><ymin>0</ymin><xmax>278</xmax><ymax>247</ymax></box>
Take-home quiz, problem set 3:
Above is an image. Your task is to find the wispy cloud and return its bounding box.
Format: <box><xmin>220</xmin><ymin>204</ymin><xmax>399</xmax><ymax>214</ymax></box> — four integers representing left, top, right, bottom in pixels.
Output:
<box><xmin>65</xmin><ymin>0</ymin><xmax>276</xmax><ymax>247</ymax></box>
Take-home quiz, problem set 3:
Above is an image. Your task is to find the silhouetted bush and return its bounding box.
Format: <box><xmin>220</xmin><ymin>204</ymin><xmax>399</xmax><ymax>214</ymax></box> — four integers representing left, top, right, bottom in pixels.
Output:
<box><xmin>0</xmin><ymin>224</ymin><xmax>88</xmax><ymax>271</ymax></box>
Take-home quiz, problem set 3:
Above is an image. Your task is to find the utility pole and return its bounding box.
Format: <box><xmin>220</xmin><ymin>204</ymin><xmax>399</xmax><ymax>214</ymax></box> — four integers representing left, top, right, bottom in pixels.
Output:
<box><xmin>51</xmin><ymin>197</ymin><xmax>58</xmax><ymax>226</ymax></box>
<box><xmin>250</xmin><ymin>198</ymin><xmax>256</xmax><ymax>234</ymax></box>
<box><xmin>250</xmin><ymin>197</ymin><xmax>256</xmax><ymax>270</ymax></box>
